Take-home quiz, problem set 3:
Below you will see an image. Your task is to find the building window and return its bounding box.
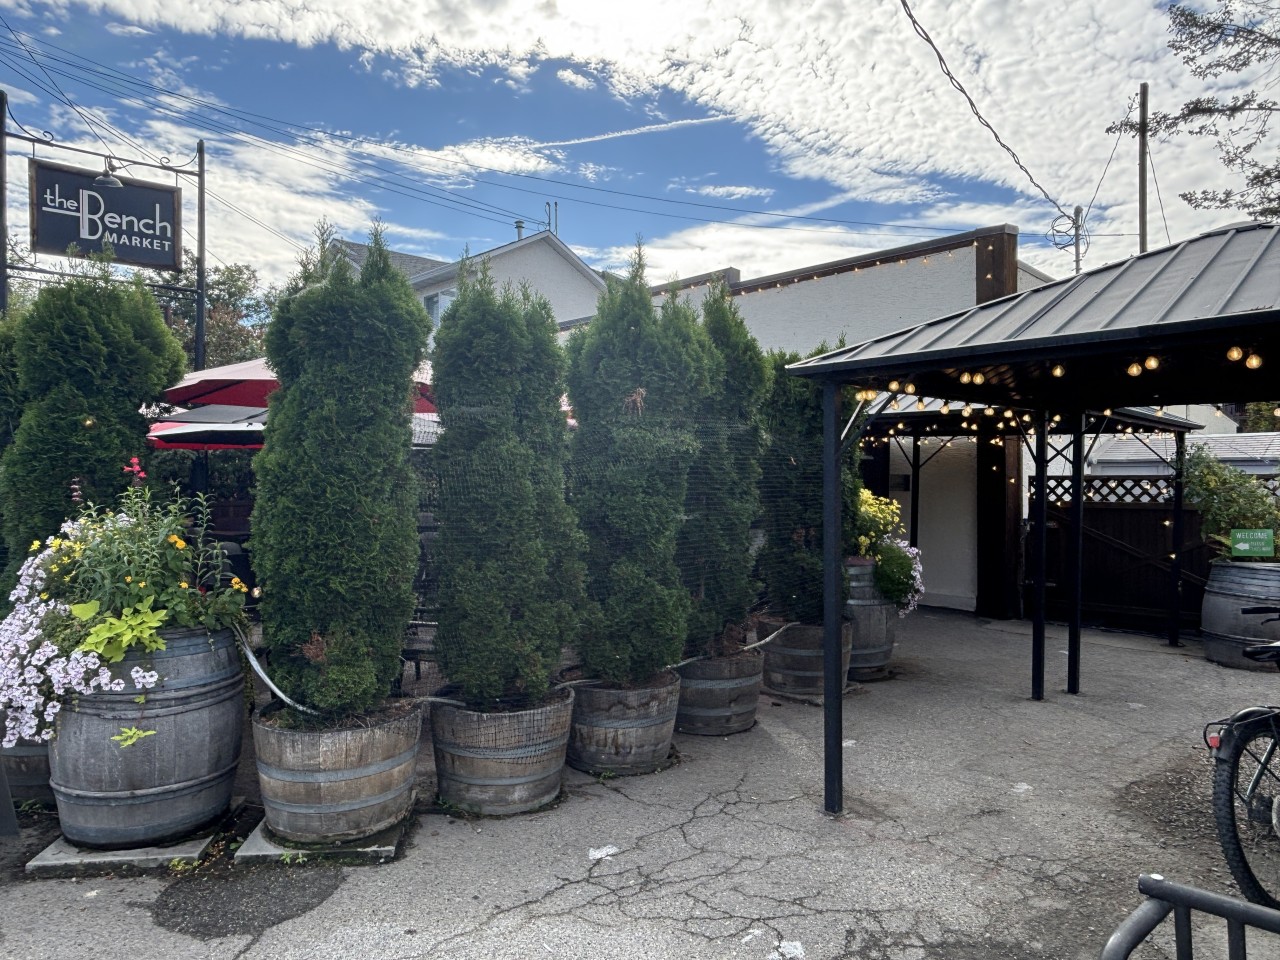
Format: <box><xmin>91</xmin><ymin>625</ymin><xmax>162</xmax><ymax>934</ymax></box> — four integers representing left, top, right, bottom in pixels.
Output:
<box><xmin>424</xmin><ymin>288</ymin><xmax>457</xmax><ymax>323</ymax></box>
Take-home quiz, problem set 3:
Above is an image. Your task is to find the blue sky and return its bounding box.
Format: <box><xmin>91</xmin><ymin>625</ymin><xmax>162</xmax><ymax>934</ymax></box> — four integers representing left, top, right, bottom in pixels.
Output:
<box><xmin>0</xmin><ymin>0</ymin><xmax>1260</xmax><ymax>289</ymax></box>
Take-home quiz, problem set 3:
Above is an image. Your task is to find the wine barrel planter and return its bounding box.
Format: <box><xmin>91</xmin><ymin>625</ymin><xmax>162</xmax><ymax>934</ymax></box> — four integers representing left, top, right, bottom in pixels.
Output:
<box><xmin>845</xmin><ymin>562</ymin><xmax>898</xmax><ymax>681</ymax></box>
<box><xmin>675</xmin><ymin>653</ymin><xmax>762</xmax><ymax>736</ymax></box>
<box><xmin>1</xmin><ymin>742</ymin><xmax>53</xmax><ymax>805</ymax></box>
<box><xmin>761</xmin><ymin>621</ymin><xmax>852</xmax><ymax>698</ymax></box>
<box><xmin>48</xmin><ymin>626</ymin><xmax>243</xmax><ymax>850</ymax></box>
<box><xmin>431</xmin><ymin>687</ymin><xmax>573</xmax><ymax>815</ymax></box>
<box><xmin>567</xmin><ymin>671</ymin><xmax>680</xmax><ymax>776</ymax></box>
<box><xmin>1201</xmin><ymin>560</ymin><xmax>1280</xmax><ymax>671</ymax></box>
<box><xmin>254</xmin><ymin>703</ymin><xmax>421</xmax><ymax>843</ymax></box>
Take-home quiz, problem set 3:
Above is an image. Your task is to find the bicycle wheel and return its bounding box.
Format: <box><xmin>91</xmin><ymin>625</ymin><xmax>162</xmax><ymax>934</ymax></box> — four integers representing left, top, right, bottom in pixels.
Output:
<box><xmin>1213</xmin><ymin>719</ymin><xmax>1280</xmax><ymax>908</ymax></box>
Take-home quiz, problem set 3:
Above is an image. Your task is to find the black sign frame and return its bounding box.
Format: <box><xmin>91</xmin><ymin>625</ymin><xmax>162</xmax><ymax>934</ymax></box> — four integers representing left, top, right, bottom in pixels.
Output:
<box><xmin>28</xmin><ymin>158</ymin><xmax>182</xmax><ymax>271</ymax></box>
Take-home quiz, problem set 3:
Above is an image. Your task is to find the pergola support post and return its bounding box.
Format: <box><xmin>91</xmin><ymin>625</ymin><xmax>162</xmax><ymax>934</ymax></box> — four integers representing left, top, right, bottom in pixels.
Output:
<box><xmin>1169</xmin><ymin>432</ymin><xmax>1186</xmax><ymax>646</ymax></box>
<box><xmin>909</xmin><ymin>431</ymin><xmax>921</xmax><ymax>548</ymax></box>
<box><xmin>1067</xmin><ymin>417</ymin><xmax>1085</xmax><ymax>694</ymax></box>
<box><xmin>822</xmin><ymin>379</ymin><xmax>843</xmax><ymax>815</ymax></box>
<box><xmin>1031</xmin><ymin>411</ymin><xmax>1048</xmax><ymax>701</ymax></box>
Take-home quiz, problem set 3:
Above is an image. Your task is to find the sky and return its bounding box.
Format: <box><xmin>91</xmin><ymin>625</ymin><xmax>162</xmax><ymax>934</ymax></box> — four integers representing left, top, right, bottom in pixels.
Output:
<box><xmin>0</xmin><ymin>0</ymin><xmax>1265</xmax><ymax>293</ymax></box>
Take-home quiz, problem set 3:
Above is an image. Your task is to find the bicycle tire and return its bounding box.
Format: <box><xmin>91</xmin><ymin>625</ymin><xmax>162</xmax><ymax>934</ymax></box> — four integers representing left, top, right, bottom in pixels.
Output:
<box><xmin>1212</xmin><ymin>717</ymin><xmax>1280</xmax><ymax>908</ymax></box>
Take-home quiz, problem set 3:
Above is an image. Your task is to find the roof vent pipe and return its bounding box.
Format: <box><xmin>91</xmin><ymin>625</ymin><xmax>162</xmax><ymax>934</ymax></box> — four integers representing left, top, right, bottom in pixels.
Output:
<box><xmin>515</xmin><ymin>219</ymin><xmax>524</xmax><ymax>240</ymax></box>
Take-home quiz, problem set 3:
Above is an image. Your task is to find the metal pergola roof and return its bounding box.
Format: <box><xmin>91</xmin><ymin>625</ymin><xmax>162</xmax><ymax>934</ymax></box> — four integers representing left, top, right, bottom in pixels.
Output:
<box><xmin>782</xmin><ymin>220</ymin><xmax>1280</xmax><ymax>817</ymax></box>
<box><xmin>789</xmin><ymin>221</ymin><xmax>1280</xmax><ymax>408</ymax></box>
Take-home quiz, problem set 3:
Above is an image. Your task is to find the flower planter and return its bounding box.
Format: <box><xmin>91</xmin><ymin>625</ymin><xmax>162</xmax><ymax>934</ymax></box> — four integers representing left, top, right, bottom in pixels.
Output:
<box><xmin>431</xmin><ymin>687</ymin><xmax>573</xmax><ymax>815</ymax></box>
<box><xmin>254</xmin><ymin>702</ymin><xmax>421</xmax><ymax>844</ymax></box>
<box><xmin>761</xmin><ymin>620</ymin><xmax>852</xmax><ymax>698</ymax></box>
<box><xmin>1200</xmin><ymin>559</ymin><xmax>1280</xmax><ymax>671</ymax></box>
<box><xmin>567</xmin><ymin>671</ymin><xmax>680</xmax><ymax>776</ymax></box>
<box><xmin>675</xmin><ymin>653</ymin><xmax>762</xmax><ymax>736</ymax></box>
<box><xmin>845</xmin><ymin>562</ymin><xmax>898</xmax><ymax>680</ymax></box>
<box><xmin>1</xmin><ymin>742</ymin><xmax>53</xmax><ymax>805</ymax></box>
<box><xmin>48</xmin><ymin>626</ymin><xmax>243</xmax><ymax>850</ymax></box>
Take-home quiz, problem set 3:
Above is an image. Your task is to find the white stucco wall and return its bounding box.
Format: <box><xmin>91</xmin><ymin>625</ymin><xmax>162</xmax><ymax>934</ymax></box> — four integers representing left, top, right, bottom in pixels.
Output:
<box><xmin>417</xmin><ymin>239</ymin><xmax>602</xmax><ymax>330</ymax></box>
<box><xmin>887</xmin><ymin>438</ymin><xmax>979</xmax><ymax>612</ymax></box>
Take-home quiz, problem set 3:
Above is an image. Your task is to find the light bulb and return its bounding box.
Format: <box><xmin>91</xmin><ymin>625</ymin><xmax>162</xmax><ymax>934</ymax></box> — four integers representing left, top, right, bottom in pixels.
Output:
<box><xmin>972</xmin><ymin>372</ymin><xmax>986</xmax><ymax>385</ymax></box>
<box><xmin>962</xmin><ymin>405</ymin><xmax>973</xmax><ymax>417</ymax></box>
<box><xmin>1103</xmin><ymin>408</ymin><xmax>1112</xmax><ymax>416</ymax></box>
<box><xmin>1127</xmin><ymin>363</ymin><xmax>1143</xmax><ymax>377</ymax></box>
<box><xmin>915</xmin><ymin>399</ymin><xmax>925</xmax><ymax>411</ymax></box>
<box><xmin>888</xmin><ymin>379</ymin><xmax>901</xmax><ymax>392</ymax></box>
<box><xmin>1051</xmin><ymin>364</ymin><xmax>1065</xmax><ymax>377</ymax></box>
<box><xmin>1228</xmin><ymin>346</ymin><xmax>1244</xmax><ymax>361</ymax></box>
<box><xmin>959</xmin><ymin>372</ymin><xmax>971</xmax><ymax>384</ymax></box>
<box><xmin>1247</xmin><ymin>354</ymin><xmax>1263</xmax><ymax>369</ymax></box>
<box><xmin>983</xmin><ymin>407</ymin><xmax>995</xmax><ymax>416</ymax></box>
<box><xmin>904</xmin><ymin>383</ymin><xmax>916</xmax><ymax>395</ymax></box>
<box><xmin>890</xmin><ymin>398</ymin><xmax>900</xmax><ymax>410</ymax></box>
<box><xmin>940</xmin><ymin>402</ymin><xmax>951</xmax><ymax>414</ymax></box>
<box><xmin>1144</xmin><ymin>355</ymin><xmax>1160</xmax><ymax>370</ymax></box>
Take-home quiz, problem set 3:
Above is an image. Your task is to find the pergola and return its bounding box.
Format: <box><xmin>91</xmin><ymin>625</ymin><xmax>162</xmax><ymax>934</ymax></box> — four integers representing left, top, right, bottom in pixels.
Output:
<box><xmin>787</xmin><ymin>221</ymin><xmax>1280</xmax><ymax>814</ymax></box>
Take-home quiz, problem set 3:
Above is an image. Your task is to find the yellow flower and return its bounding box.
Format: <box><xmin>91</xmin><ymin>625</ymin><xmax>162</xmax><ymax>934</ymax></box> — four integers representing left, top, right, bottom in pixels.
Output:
<box><xmin>125</xmin><ymin>576</ymin><xmax>132</xmax><ymax>583</ymax></box>
<box><xmin>138</xmin><ymin>582</ymin><xmax>146</xmax><ymax>588</ymax></box>
<box><xmin>39</xmin><ymin>592</ymin><xmax>48</xmax><ymax>600</ymax></box>
<box><xmin>175</xmin><ymin>539</ymin><xmax>186</xmax><ymax>550</ymax></box>
<box><xmin>180</xmin><ymin>581</ymin><xmax>189</xmax><ymax>589</ymax></box>
<box><xmin>29</xmin><ymin>540</ymin><xmax>39</xmax><ymax>552</ymax></box>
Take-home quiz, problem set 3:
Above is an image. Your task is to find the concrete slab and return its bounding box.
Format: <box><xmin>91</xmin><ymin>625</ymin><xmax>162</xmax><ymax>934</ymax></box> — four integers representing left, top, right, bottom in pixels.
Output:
<box><xmin>24</xmin><ymin>798</ymin><xmax>244</xmax><ymax>877</ymax></box>
<box><xmin>233</xmin><ymin>810</ymin><xmax>409</xmax><ymax>865</ymax></box>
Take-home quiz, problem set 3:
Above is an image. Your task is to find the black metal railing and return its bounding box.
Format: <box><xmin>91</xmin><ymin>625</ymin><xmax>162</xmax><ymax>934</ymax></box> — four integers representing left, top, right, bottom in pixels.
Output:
<box><xmin>1101</xmin><ymin>874</ymin><xmax>1280</xmax><ymax>959</ymax></box>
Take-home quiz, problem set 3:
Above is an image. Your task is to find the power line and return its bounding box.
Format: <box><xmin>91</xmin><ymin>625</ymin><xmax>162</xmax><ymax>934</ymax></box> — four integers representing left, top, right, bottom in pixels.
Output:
<box><xmin>0</xmin><ymin>30</ymin><xmax>963</xmax><ymax>241</ymax></box>
<box><xmin>1147</xmin><ymin>142</ymin><xmax>1173</xmax><ymax>247</ymax></box>
<box><xmin>896</xmin><ymin>0</ymin><xmax>1072</xmax><ymax>236</ymax></box>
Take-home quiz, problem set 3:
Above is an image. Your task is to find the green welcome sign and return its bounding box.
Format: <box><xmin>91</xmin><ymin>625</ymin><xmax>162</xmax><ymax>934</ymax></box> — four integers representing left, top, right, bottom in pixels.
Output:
<box><xmin>1231</xmin><ymin>528</ymin><xmax>1276</xmax><ymax>557</ymax></box>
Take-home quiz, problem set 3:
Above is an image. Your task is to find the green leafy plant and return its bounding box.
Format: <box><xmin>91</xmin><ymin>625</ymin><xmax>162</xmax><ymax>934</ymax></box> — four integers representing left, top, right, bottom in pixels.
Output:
<box><xmin>431</xmin><ymin>265</ymin><xmax>589</xmax><ymax>707</ymax></box>
<box><xmin>1184</xmin><ymin>443</ymin><xmax>1280</xmax><ymax>558</ymax></box>
<box><xmin>566</xmin><ymin>246</ymin><xmax>717</xmax><ymax>685</ymax></box>
<box><xmin>111</xmin><ymin>726</ymin><xmax>157</xmax><ymax>748</ymax></box>
<box><xmin>676</xmin><ymin>281</ymin><xmax>770</xmax><ymax>658</ymax></box>
<box><xmin>757</xmin><ymin>347</ymin><xmax>861</xmax><ymax>624</ymax></box>
<box><xmin>251</xmin><ymin>223</ymin><xmax>431</xmax><ymax>717</ymax></box>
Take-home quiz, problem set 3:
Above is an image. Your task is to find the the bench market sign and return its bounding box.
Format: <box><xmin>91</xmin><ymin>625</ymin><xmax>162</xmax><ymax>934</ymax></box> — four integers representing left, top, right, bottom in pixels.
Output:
<box><xmin>28</xmin><ymin>158</ymin><xmax>181</xmax><ymax>271</ymax></box>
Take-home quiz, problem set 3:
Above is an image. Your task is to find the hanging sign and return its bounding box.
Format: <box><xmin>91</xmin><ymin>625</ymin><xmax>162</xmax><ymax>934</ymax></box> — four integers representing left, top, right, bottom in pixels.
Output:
<box><xmin>1231</xmin><ymin>529</ymin><xmax>1275</xmax><ymax>558</ymax></box>
<box><xmin>28</xmin><ymin>158</ymin><xmax>181</xmax><ymax>271</ymax></box>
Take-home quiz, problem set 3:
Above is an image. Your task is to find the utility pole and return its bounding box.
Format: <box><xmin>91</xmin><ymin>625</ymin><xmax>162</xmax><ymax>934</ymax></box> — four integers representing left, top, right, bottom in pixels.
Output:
<box><xmin>1138</xmin><ymin>82</ymin><xmax>1149</xmax><ymax>254</ymax></box>
<box><xmin>1074</xmin><ymin>205</ymin><xmax>1083</xmax><ymax>276</ymax></box>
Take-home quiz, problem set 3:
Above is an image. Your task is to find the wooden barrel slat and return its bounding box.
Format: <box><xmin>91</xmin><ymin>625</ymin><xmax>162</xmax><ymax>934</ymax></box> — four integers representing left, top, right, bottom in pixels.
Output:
<box><xmin>0</xmin><ymin>743</ymin><xmax>53</xmax><ymax>804</ymax></box>
<box><xmin>845</xmin><ymin>564</ymin><xmax>898</xmax><ymax>680</ymax></box>
<box><xmin>431</xmin><ymin>688</ymin><xmax>573</xmax><ymax>816</ymax></box>
<box><xmin>761</xmin><ymin>622</ymin><xmax>852</xmax><ymax>697</ymax></box>
<box><xmin>253</xmin><ymin>705</ymin><xmax>421</xmax><ymax>844</ymax></box>
<box><xmin>676</xmin><ymin>654</ymin><xmax>762</xmax><ymax>736</ymax></box>
<box><xmin>567</xmin><ymin>672</ymin><xmax>680</xmax><ymax>776</ymax></box>
<box><xmin>48</xmin><ymin>627</ymin><xmax>243</xmax><ymax>850</ymax></box>
<box><xmin>1201</xmin><ymin>560</ymin><xmax>1280</xmax><ymax>670</ymax></box>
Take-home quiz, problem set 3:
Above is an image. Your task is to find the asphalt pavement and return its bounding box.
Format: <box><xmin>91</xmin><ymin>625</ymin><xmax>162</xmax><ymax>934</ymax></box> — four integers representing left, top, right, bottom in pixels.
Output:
<box><xmin>4</xmin><ymin>607</ymin><xmax>1280</xmax><ymax>960</ymax></box>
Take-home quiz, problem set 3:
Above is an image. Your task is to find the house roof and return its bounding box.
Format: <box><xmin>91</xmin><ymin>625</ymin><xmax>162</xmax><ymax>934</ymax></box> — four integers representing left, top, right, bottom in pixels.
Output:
<box><xmin>335</xmin><ymin>238</ymin><xmax>449</xmax><ymax>279</ymax></box>
<box><xmin>788</xmin><ymin>221</ymin><xmax>1280</xmax><ymax>410</ymax></box>
<box><xmin>1092</xmin><ymin>431</ymin><xmax>1280</xmax><ymax>469</ymax></box>
<box><xmin>406</xmin><ymin>229</ymin><xmax>607</xmax><ymax>293</ymax></box>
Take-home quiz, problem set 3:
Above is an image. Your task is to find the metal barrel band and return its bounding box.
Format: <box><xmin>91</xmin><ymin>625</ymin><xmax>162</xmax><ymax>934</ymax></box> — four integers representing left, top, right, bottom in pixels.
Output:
<box><xmin>434</xmin><ymin>732</ymin><xmax>570</xmax><ymax>760</ymax></box>
<box><xmin>679</xmin><ymin>676</ymin><xmax>760</xmax><ymax>690</ymax></box>
<box><xmin>440</xmin><ymin>771</ymin><xmax>560</xmax><ymax>788</ymax></box>
<box><xmin>578</xmin><ymin>710</ymin><xmax>678</xmax><ymax>730</ymax></box>
<box><xmin>256</xmin><ymin>745</ymin><xmax>417</xmax><ymax>784</ymax></box>
<box><xmin>260</xmin><ymin>782</ymin><xmax>410</xmax><ymax>816</ymax></box>
<box><xmin>49</xmin><ymin>759</ymin><xmax>237</xmax><ymax>803</ymax></box>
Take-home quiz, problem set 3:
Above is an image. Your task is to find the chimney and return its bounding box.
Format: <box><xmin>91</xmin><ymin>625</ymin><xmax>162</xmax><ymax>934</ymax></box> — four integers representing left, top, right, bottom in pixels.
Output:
<box><xmin>515</xmin><ymin>219</ymin><xmax>525</xmax><ymax>240</ymax></box>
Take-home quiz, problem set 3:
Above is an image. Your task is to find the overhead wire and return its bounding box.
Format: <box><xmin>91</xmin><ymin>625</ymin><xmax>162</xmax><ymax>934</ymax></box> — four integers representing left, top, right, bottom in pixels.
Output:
<box><xmin>1147</xmin><ymin>142</ymin><xmax>1173</xmax><ymax>247</ymax></box>
<box><xmin>0</xmin><ymin>30</ymin><xmax>961</xmax><ymax>241</ymax></box>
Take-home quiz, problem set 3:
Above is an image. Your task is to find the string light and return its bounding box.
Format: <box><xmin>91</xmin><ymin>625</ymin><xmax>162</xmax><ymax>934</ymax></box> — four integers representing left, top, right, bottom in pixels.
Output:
<box><xmin>1127</xmin><ymin>362</ymin><xmax>1143</xmax><ymax>377</ymax></box>
<box><xmin>915</xmin><ymin>399</ymin><xmax>925</xmax><ymax>411</ymax></box>
<box><xmin>1227</xmin><ymin>346</ymin><xmax>1244</xmax><ymax>361</ymax></box>
<box><xmin>904</xmin><ymin>383</ymin><xmax>917</xmax><ymax>395</ymax></box>
<box><xmin>1247</xmin><ymin>354</ymin><xmax>1263</xmax><ymax>369</ymax></box>
<box><xmin>1144</xmin><ymin>355</ymin><xmax>1160</xmax><ymax>370</ymax></box>
<box><xmin>940</xmin><ymin>402</ymin><xmax>951</xmax><ymax>414</ymax></box>
<box><xmin>962</xmin><ymin>404</ymin><xmax>973</xmax><ymax>416</ymax></box>
<box><xmin>959</xmin><ymin>372</ymin><xmax>972</xmax><ymax>384</ymax></box>
<box><xmin>888</xmin><ymin>379</ymin><xmax>901</xmax><ymax>392</ymax></box>
<box><xmin>890</xmin><ymin>398</ymin><xmax>900</xmax><ymax>410</ymax></box>
<box><xmin>972</xmin><ymin>372</ymin><xmax>986</xmax><ymax>385</ymax></box>
<box><xmin>983</xmin><ymin>407</ymin><xmax>995</xmax><ymax>416</ymax></box>
<box><xmin>1051</xmin><ymin>364</ymin><xmax>1065</xmax><ymax>377</ymax></box>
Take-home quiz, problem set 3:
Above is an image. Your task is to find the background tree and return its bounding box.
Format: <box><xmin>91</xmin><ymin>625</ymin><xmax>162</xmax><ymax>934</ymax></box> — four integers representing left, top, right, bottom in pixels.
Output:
<box><xmin>250</xmin><ymin>225</ymin><xmax>429</xmax><ymax>716</ymax></box>
<box><xmin>1112</xmin><ymin>1</ymin><xmax>1280</xmax><ymax>218</ymax></box>
<box><xmin>148</xmin><ymin>251</ymin><xmax>269</xmax><ymax>369</ymax></box>
<box><xmin>0</xmin><ymin>264</ymin><xmax>185</xmax><ymax>582</ymax></box>
<box><xmin>431</xmin><ymin>267</ymin><xmax>588</xmax><ymax>706</ymax></box>
<box><xmin>566</xmin><ymin>247</ymin><xmax>717</xmax><ymax>685</ymax></box>
<box><xmin>676</xmin><ymin>281</ymin><xmax>769</xmax><ymax>656</ymax></box>
<box><xmin>1240</xmin><ymin>400</ymin><xmax>1280</xmax><ymax>432</ymax></box>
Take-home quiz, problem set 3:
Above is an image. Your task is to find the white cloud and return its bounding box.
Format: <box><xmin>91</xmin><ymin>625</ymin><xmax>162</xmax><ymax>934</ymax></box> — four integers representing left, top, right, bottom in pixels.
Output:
<box><xmin>556</xmin><ymin>68</ymin><xmax>594</xmax><ymax>90</ymax></box>
<box><xmin>692</xmin><ymin>185</ymin><xmax>774</xmax><ymax>201</ymax></box>
<box><xmin>104</xmin><ymin>20</ymin><xmax>148</xmax><ymax>35</ymax></box>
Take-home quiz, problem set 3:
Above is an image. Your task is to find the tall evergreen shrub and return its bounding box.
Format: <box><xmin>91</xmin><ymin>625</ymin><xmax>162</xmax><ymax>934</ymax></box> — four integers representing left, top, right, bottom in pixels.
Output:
<box><xmin>0</xmin><ymin>268</ymin><xmax>184</xmax><ymax>579</ymax></box>
<box><xmin>757</xmin><ymin>347</ymin><xmax>861</xmax><ymax>624</ymax></box>
<box><xmin>251</xmin><ymin>226</ymin><xmax>430</xmax><ymax>716</ymax></box>
<box><xmin>431</xmin><ymin>267</ymin><xmax>588</xmax><ymax>707</ymax></box>
<box><xmin>566</xmin><ymin>249</ymin><xmax>717</xmax><ymax>685</ymax></box>
<box><xmin>676</xmin><ymin>282</ymin><xmax>770</xmax><ymax>655</ymax></box>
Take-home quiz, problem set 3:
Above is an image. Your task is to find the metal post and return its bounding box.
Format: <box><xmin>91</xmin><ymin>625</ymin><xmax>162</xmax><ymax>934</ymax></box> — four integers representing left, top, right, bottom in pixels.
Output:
<box><xmin>195</xmin><ymin>139</ymin><xmax>207</xmax><ymax>371</ymax></box>
<box><xmin>1139</xmin><ymin>82</ymin><xmax>1149</xmax><ymax>255</ymax></box>
<box><xmin>1073</xmin><ymin>205</ymin><xmax>1083</xmax><ymax>277</ymax></box>
<box><xmin>1067</xmin><ymin>418</ymin><xmax>1085</xmax><ymax>694</ymax></box>
<box><xmin>909</xmin><ymin>431</ymin><xmax>921</xmax><ymax>548</ymax></box>
<box><xmin>822</xmin><ymin>379</ymin><xmax>843</xmax><ymax>815</ymax></box>
<box><xmin>1031</xmin><ymin>411</ymin><xmax>1048</xmax><ymax>701</ymax></box>
<box><xmin>1169</xmin><ymin>432</ymin><xmax>1186</xmax><ymax>646</ymax></box>
<box><xmin>1</xmin><ymin>88</ymin><xmax>8</xmax><ymax>316</ymax></box>
<box><xmin>0</xmin><ymin>756</ymin><xmax>17</xmax><ymax>836</ymax></box>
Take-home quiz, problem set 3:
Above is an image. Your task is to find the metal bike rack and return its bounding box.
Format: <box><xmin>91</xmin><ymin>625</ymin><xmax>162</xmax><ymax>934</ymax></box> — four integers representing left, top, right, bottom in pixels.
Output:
<box><xmin>1101</xmin><ymin>874</ymin><xmax>1280</xmax><ymax>959</ymax></box>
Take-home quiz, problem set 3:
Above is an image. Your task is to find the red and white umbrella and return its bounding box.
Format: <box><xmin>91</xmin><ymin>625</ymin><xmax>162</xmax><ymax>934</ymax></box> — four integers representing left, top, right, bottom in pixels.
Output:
<box><xmin>164</xmin><ymin>358</ymin><xmax>436</xmax><ymax>413</ymax></box>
